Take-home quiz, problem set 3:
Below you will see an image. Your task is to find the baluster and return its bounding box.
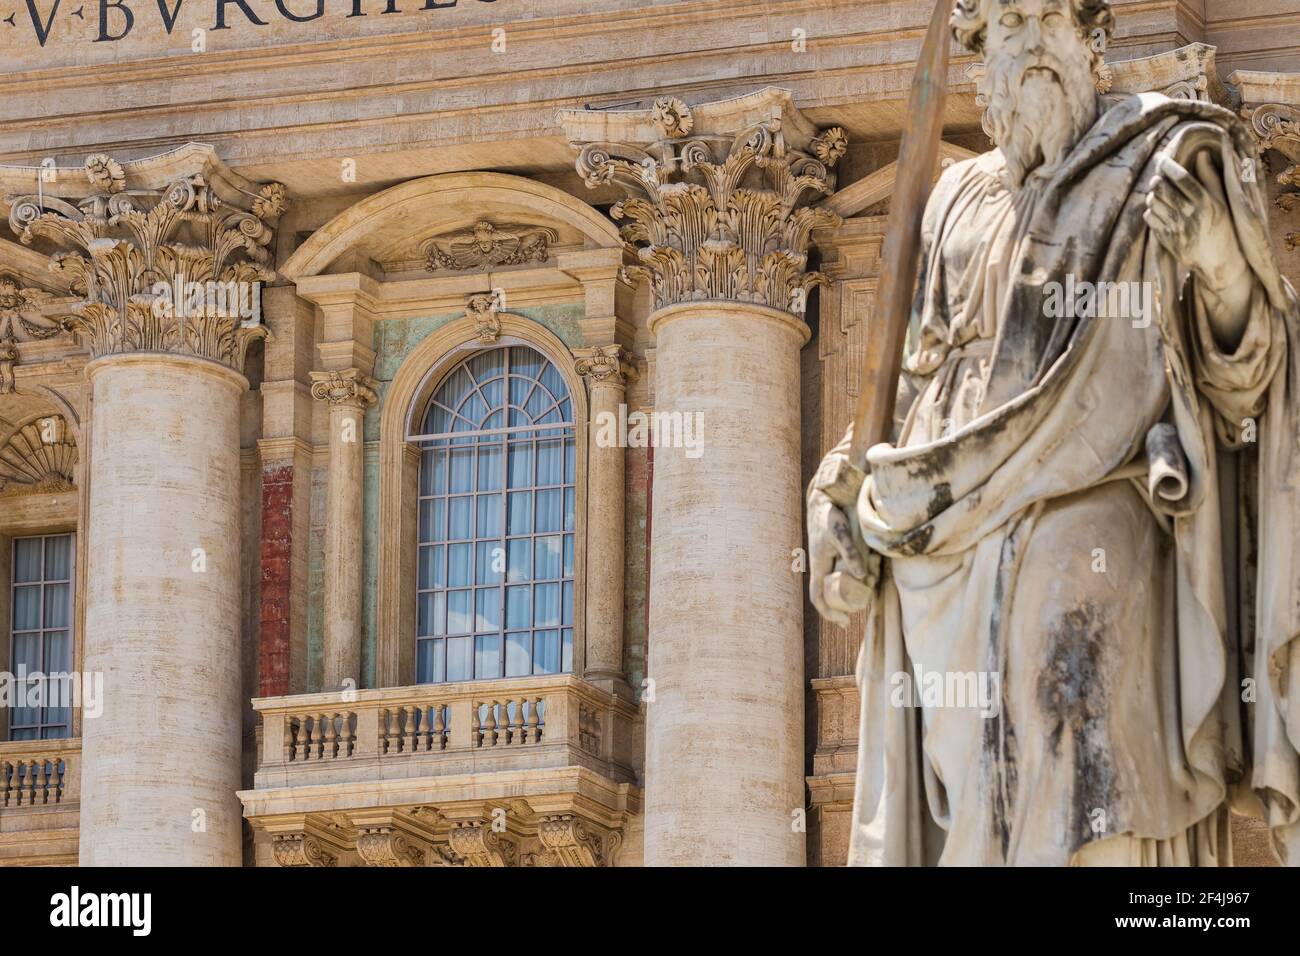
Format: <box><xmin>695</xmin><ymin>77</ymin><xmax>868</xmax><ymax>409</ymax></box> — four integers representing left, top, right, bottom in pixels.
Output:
<box><xmin>25</xmin><ymin>760</ymin><xmax>37</xmax><ymax>806</ymax></box>
<box><xmin>294</xmin><ymin>716</ymin><xmax>308</xmax><ymax>761</ymax></box>
<box><xmin>432</xmin><ymin>705</ymin><xmax>446</xmax><ymax>751</ymax></box>
<box><xmin>284</xmin><ymin>717</ymin><xmax>295</xmax><ymax>761</ymax></box>
<box><xmin>38</xmin><ymin>760</ymin><xmax>51</xmax><ymax>804</ymax></box>
<box><xmin>304</xmin><ymin>715</ymin><xmax>319</xmax><ymax>760</ymax></box>
<box><xmin>471</xmin><ymin>703</ymin><xmax>482</xmax><ymax>748</ymax></box>
<box><xmin>403</xmin><ymin>706</ymin><xmax>417</xmax><ymax>752</ymax></box>
<box><xmin>341</xmin><ymin>713</ymin><xmax>355</xmax><ymax>757</ymax></box>
<box><xmin>526</xmin><ymin>697</ymin><xmax>540</xmax><ymax>745</ymax></box>
<box><xmin>324</xmin><ymin>712</ymin><xmax>338</xmax><ymax>759</ymax></box>
<box><xmin>1</xmin><ymin>761</ymin><xmax>9</xmax><ymax>807</ymax></box>
<box><xmin>380</xmin><ymin>709</ymin><xmax>394</xmax><ymax>754</ymax></box>
<box><xmin>535</xmin><ymin>697</ymin><xmax>545</xmax><ymax>742</ymax></box>
<box><xmin>53</xmin><ymin>759</ymin><xmax>65</xmax><ymax>803</ymax></box>
<box><xmin>512</xmin><ymin>699</ymin><xmax>524</xmax><ymax>746</ymax></box>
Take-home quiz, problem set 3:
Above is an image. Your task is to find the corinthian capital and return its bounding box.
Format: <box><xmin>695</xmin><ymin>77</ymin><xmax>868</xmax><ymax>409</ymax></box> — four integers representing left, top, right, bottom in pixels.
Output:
<box><xmin>574</xmin><ymin>344</ymin><xmax>637</xmax><ymax>388</ymax></box>
<box><xmin>1</xmin><ymin>144</ymin><xmax>285</xmax><ymax>373</ymax></box>
<box><xmin>560</xmin><ymin>88</ymin><xmax>844</xmax><ymax>315</ymax></box>
<box><xmin>310</xmin><ymin>368</ymin><xmax>378</xmax><ymax>408</ymax></box>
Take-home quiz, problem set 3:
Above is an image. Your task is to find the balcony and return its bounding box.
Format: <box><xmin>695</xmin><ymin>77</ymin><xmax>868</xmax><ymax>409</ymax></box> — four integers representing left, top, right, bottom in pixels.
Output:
<box><xmin>0</xmin><ymin>737</ymin><xmax>81</xmax><ymax>866</ymax></box>
<box><xmin>238</xmin><ymin>674</ymin><xmax>642</xmax><ymax>866</ymax></box>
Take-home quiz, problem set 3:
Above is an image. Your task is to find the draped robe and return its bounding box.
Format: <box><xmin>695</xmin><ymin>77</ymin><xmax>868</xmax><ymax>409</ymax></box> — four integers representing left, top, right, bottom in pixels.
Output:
<box><xmin>840</xmin><ymin>93</ymin><xmax>1300</xmax><ymax>866</ymax></box>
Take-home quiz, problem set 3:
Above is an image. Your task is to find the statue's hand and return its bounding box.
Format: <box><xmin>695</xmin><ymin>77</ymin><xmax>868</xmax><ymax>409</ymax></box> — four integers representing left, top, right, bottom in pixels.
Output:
<box><xmin>1144</xmin><ymin>154</ymin><xmax>1249</xmax><ymax>294</ymax></box>
<box><xmin>808</xmin><ymin>462</ymin><xmax>879</xmax><ymax>627</ymax></box>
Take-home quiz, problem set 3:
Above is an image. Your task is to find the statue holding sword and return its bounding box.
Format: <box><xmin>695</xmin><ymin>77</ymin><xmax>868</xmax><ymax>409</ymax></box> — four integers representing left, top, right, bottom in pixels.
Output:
<box><xmin>807</xmin><ymin>0</ymin><xmax>1300</xmax><ymax>865</ymax></box>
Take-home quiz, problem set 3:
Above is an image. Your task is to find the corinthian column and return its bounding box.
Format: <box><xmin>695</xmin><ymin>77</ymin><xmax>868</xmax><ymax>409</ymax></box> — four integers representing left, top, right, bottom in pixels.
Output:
<box><xmin>574</xmin><ymin>345</ymin><xmax>636</xmax><ymax>686</ymax></box>
<box><xmin>563</xmin><ymin>90</ymin><xmax>845</xmax><ymax>866</ymax></box>
<box><xmin>310</xmin><ymin>368</ymin><xmax>377</xmax><ymax>691</ymax></box>
<box><xmin>6</xmin><ymin>149</ymin><xmax>285</xmax><ymax>866</ymax></box>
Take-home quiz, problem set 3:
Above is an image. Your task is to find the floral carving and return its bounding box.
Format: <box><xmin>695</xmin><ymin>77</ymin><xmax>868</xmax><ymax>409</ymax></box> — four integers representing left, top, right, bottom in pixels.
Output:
<box><xmin>574</xmin><ymin>344</ymin><xmax>635</xmax><ymax>387</ymax></box>
<box><xmin>651</xmin><ymin>97</ymin><xmax>694</xmax><ymax>138</ymax></box>
<box><xmin>7</xmin><ymin>153</ymin><xmax>284</xmax><ymax>372</ymax></box>
<box><xmin>309</xmin><ymin>368</ymin><xmax>378</xmax><ymax>408</ymax></box>
<box><xmin>573</xmin><ymin>118</ymin><xmax>842</xmax><ymax>313</ymax></box>
<box><xmin>422</xmin><ymin>221</ymin><xmax>557</xmax><ymax>272</ymax></box>
<box><xmin>0</xmin><ymin>274</ymin><xmax>67</xmax><ymax>393</ymax></box>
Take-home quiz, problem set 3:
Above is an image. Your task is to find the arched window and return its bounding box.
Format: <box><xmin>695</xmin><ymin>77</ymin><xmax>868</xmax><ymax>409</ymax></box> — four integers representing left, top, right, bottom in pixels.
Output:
<box><xmin>414</xmin><ymin>345</ymin><xmax>576</xmax><ymax>683</ymax></box>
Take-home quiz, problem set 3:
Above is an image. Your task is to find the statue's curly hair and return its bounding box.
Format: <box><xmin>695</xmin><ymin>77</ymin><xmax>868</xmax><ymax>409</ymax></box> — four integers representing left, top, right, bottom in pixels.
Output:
<box><xmin>951</xmin><ymin>0</ymin><xmax>1114</xmax><ymax>55</ymax></box>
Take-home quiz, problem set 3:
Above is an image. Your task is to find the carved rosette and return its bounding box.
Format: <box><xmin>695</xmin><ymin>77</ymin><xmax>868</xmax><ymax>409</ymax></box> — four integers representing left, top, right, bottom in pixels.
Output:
<box><xmin>309</xmin><ymin>368</ymin><xmax>378</xmax><ymax>409</ymax></box>
<box><xmin>271</xmin><ymin>834</ymin><xmax>338</xmax><ymax>868</ymax></box>
<box><xmin>355</xmin><ymin>827</ymin><xmax>427</xmax><ymax>867</ymax></box>
<box><xmin>446</xmin><ymin>822</ymin><xmax>518</xmax><ymax>867</ymax></box>
<box><xmin>574</xmin><ymin>344</ymin><xmax>636</xmax><ymax>388</ymax></box>
<box><xmin>7</xmin><ymin>153</ymin><xmax>286</xmax><ymax>373</ymax></box>
<box><xmin>0</xmin><ymin>274</ymin><xmax>67</xmax><ymax>393</ymax></box>
<box><xmin>572</xmin><ymin>118</ymin><xmax>844</xmax><ymax>315</ymax></box>
<box><xmin>531</xmin><ymin>814</ymin><xmax>622</xmax><ymax>867</ymax></box>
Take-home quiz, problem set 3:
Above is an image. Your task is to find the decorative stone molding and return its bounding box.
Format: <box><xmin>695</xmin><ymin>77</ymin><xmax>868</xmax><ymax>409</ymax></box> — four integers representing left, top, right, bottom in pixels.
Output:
<box><xmin>561</xmin><ymin>88</ymin><xmax>843</xmax><ymax>315</ymax></box>
<box><xmin>446</xmin><ymin>821</ymin><xmax>518</xmax><ymax>867</ymax></box>
<box><xmin>0</xmin><ymin>415</ymin><xmax>76</xmax><ymax>496</ymax></box>
<box><xmin>3</xmin><ymin>144</ymin><xmax>285</xmax><ymax>373</ymax></box>
<box><xmin>464</xmin><ymin>292</ymin><xmax>504</xmax><ymax>344</ymax></box>
<box><xmin>271</xmin><ymin>833</ymin><xmax>338</xmax><ymax>867</ymax></box>
<box><xmin>574</xmin><ymin>344</ymin><xmax>637</xmax><ymax>387</ymax></box>
<box><xmin>0</xmin><ymin>274</ymin><xmax>68</xmax><ymax>393</ymax></box>
<box><xmin>309</xmin><ymin>368</ymin><xmax>378</xmax><ymax>408</ymax></box>
<box><xmin>355</xmin><ymin>826</ymin><xmax>428</xmax><ymax>867</ymax></box>
<box><xmin>422</xmin><ymin>220</ymin><xmax>557</xmax><ymax>272</ymax></box>
<box><xmin>530</xmin><ymin>814</ymin><xmax>622</xmax><ymax>867</ymax></box>
<box><xmin>1241</xmin><ymin>101</ymin><xmax>1300</xmax><ymax>249</ymax></box>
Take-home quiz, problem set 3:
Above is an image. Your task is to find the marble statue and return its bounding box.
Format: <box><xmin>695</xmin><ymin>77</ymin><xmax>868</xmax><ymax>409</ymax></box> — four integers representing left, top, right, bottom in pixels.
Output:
<box><xmin>807</xmin><ymin>0</ymin><xmax>1300</xmax><ymax>865</ymax></box>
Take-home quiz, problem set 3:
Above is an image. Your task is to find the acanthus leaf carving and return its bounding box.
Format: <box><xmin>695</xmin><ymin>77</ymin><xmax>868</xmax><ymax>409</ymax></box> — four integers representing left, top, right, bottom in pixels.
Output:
<box><xmin>7</xmin><ymin>153</ymin><xmax>285</xmax><ymax>373</ymax></box>
<box><xmin>0</xmin><ymin>274</ymin><xmax>69</xmax><ymax>393</ymax></box>
<box><xmin>571</xmin><ymin>114</ymin><xmax>841</xmax><ymax>314</ymax></box>
<box><xmin>445</xmin><ymin>821</ymin><xmax>517</xmax><ymax>867</ymax></box>
<box><xmin>271</xmin><ymin>833</ymin><xmax>338</xmax><ymax>868</ymax></box>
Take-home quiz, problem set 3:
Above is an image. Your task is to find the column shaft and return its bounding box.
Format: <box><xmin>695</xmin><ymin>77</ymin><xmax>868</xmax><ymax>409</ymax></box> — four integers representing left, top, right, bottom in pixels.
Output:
<box><xmin>583</xmin><ymin>379</ymin><xmax>627</xmax><ymax>682</ymax></box>
<box><xmin>79</xmin><ymin>353</ymin><xmax>246</xmax><ymax>866</ymax></box>
<box><xmin>644</xmin><ymin>301</ymin><xmax>807</xmax><ymax>867</ymax></box>
<box><xmin>322</xmin><ymin>400</ymin><xmax>366</xmax><ymax>690</ymax></box>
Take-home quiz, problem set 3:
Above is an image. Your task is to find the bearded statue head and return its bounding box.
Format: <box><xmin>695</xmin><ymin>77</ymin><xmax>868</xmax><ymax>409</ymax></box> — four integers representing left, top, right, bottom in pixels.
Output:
<box><xmin>953</xmin><ymin>0</ymin><xmax>1114</xmax><ymax>186</ymax></box>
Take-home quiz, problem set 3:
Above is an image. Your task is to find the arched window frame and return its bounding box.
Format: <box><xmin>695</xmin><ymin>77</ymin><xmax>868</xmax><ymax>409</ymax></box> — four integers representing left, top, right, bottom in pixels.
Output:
<box><xmin>375</xmin><ymin>315</ymin><xmax>588</xmax><ymax>688</ymax></box>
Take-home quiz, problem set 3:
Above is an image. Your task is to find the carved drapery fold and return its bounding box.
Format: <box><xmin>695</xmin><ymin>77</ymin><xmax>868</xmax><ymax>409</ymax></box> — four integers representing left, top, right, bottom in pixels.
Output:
<box><xmin>565</xmin><ymin>91</ymin><xmax>844</xmax><ymax>315</ymax></box>
<box><xmin>6</xmin><ymin>152</ymin><xmax>286</xmax><ymax>372</ymax></box>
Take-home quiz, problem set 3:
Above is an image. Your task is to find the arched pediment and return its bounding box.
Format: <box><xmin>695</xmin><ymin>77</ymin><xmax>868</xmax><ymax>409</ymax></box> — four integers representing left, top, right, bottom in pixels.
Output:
<box><xmin>281</xmin><ymin>172</ymin><xmax>623</xmax><ymax>282</ymax></box>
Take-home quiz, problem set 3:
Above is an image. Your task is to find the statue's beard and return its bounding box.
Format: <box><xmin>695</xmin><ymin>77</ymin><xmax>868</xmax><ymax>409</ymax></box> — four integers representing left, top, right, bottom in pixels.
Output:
<box><xmin>983</xmin><ymin>45</ymin><xmax>1098</xmax><ymax>187</ymax></box>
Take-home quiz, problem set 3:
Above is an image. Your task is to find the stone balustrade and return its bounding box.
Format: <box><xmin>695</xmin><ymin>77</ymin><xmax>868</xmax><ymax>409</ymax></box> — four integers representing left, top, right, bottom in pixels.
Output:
<box><xmin>254</xmin><ymin>675</ymin><xmax>635</xmax><ymax>786</ymax></box>
<box><xmin>242</xmin><ymin>675</ymin><xmax>641</xmax><ymax>866</ymax></box>
<box><xmin>0</xmin><ymin>737</ymin><xmax>81</xmax><ymax>865</ymax></box>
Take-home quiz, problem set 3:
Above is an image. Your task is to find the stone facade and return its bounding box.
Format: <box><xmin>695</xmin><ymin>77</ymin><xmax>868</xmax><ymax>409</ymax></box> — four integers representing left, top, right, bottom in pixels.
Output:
<box><xmin>0</xmin><ymin>0</ymin><xmax>1297</xmax><ymax>866</ymax></box>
